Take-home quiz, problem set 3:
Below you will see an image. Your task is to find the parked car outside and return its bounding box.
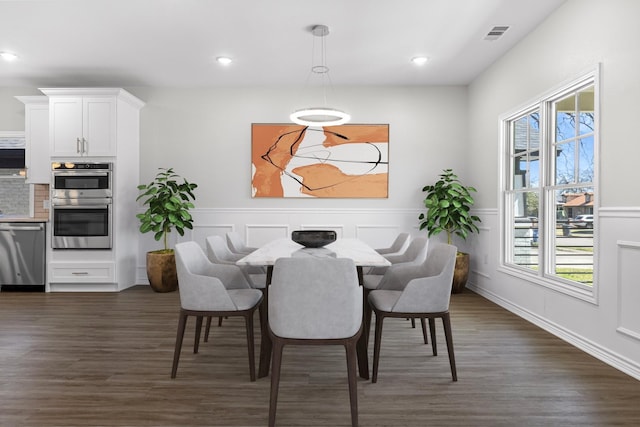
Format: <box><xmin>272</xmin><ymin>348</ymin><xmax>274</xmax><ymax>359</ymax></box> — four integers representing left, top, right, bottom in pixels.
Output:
<box><xmin>572</xmin><ymin>214</ymin><xmax>594</xmax><ymax>228</ymax></box>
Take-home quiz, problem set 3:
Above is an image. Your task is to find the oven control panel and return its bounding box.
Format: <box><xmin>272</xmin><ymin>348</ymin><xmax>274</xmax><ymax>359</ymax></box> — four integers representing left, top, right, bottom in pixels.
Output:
<box><xmin>52</xmin><ymin>162</ymin><xmax>112</xmax><ymax>170</ymax></box>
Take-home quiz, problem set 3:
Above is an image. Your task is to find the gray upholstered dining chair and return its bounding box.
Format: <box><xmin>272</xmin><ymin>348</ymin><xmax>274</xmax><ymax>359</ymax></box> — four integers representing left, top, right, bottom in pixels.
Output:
<box><xmin>206</xmin><ymin>234</ymin><xmax>244</xmax><ymax>264</ymax></box>
<box><xmin>206</xmin><ymin>234</ymin><xmax>265</xmax><ymax>286</ymax></box>
<box><xmin>365</xmin><ymin>236</ymin><xmax>429</xmax><ymax>287</ymax></box>
<box><xmin>375</xmin><ymin>232</ymin><xmax>411</xmax><ymax>255</ymax></box>
<box><xmin>363</xmin><ymin>236</ymin><xmax>430</xmax><ymax>337</ymax></box>
<box><xmin>368</xmin><ymin>242</ymin><xmax>458</xmax><ymax>383</ymax></box>
<box><xmin>171</xmin><ymin>241</ymin><xmax>263</xmax><ymax>381</ymax></box>
<box><xmin>226</xmin><ymin>230</ymin><xmax>258</xmax><ymax>255</ymax></box>
<box><xmin>268</xmin><ymin>257</ymin><xmax>363</xmax><ymax>427</ymax></box>
<box><xmin>205</xmin><ymin>235</ymin><xmax>266</xmax><ymax>331</ymax></box>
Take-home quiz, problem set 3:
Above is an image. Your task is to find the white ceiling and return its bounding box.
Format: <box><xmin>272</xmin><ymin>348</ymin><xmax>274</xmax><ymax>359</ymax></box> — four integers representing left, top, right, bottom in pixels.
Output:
<box><xmin>0</xmin><ymin>0</ymin><xmax>565</xmax><ymax>88</ymax></box>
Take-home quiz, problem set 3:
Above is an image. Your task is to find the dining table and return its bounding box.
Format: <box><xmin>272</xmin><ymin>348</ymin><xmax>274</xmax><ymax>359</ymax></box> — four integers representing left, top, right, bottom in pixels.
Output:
<box><xmin>236</xmin><ymin>237</ymin><xmax>391</xmax><ymax>379</ymax></box>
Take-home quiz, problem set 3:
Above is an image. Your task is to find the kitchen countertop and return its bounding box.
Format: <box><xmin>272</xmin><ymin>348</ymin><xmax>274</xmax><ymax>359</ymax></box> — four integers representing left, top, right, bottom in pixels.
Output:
<box><xmin>0</xmin><ymin>215</ymin><xmax>48</xmax><ymax>223</ymax></box>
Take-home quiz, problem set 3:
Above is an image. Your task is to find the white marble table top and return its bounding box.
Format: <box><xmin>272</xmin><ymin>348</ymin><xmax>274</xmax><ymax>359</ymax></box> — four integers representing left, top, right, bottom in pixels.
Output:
<box><xmin>236</xmin><ymin>238</ymin><xmax>391</xmax><ymax>267</ymax></box>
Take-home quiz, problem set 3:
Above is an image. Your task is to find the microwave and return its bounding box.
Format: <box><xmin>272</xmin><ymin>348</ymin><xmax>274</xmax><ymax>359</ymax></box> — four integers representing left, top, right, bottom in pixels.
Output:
<box><xmin>51</xmin><ymin>162</ymin><xmax>113</xmax><ymax>199</ymax></box>
<box><xmin>0</xmin><ymin>149</ymin><xmax>25</xmax><ymax>169</ymax></box>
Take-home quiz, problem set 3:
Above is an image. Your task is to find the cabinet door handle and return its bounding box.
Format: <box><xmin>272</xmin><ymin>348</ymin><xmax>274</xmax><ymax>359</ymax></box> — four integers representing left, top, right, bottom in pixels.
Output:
<box><xmin>76</xmin><ymin>137</ymin><xmax>81</xmax><ymax>153</ymax></box>
<box><xmin>82</xmin><ymin>137</ymin><xmax>87</xmax><ymax>154</ymax></box>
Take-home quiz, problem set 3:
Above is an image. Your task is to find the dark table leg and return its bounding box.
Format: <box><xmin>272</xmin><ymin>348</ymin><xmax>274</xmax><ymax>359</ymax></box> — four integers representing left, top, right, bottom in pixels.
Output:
<box><xmin>356</xmin><ymin>266</ymin><xmax>370</xmax><ymax>379</ymax></box>
<box><xmin>257</xmin><ymin>266</ymin><xmax>273</xmax><ymax>378</ymax></box>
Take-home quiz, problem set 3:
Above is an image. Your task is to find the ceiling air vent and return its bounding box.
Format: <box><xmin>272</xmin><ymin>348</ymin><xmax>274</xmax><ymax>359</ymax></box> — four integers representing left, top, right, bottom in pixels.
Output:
<box><xmin>484</xmin><ymin>26</ymin><xmax>509</xmax><ymax>41</ymax></box>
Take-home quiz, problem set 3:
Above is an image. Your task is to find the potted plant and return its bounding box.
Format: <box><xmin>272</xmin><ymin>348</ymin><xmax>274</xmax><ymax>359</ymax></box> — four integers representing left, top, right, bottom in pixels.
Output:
<box><xmin>418</xmin><ymin>168</ymin><xmax>481</xmax><ymax>293</ymax></box>
<box><xmin>137</xmin><ymin>168</ymin><xmax>197</xmax><ymax>292</ymax></box>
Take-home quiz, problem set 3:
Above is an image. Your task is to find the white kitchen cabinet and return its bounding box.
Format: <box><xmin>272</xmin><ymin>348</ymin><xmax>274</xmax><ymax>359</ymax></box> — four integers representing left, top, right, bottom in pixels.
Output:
<box><xmin>46</xmin><ymin>96</ymin><xmax>116</xmax><ymax>157</ymax></box>
<box><xmin>39</xmin><ymin>88</ymin><xmax>145</xmax><ymax>292</ymax></box>
<box><xmin>49</xmin><ymin>261</ymin><xmax>115</xmax><ymax>283</ymax></box>
<box><xmin>15</xmin><ymin>96</ymin><xmax>50</xmax><ymax>183</ymax></box>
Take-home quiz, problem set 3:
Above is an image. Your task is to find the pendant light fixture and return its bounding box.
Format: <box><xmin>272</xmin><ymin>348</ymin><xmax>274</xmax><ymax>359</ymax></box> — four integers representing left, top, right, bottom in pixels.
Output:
<box><xmin>290</xmin><ymin>25</ymin><xmax>350</xmax><ymax>127</ymax></box>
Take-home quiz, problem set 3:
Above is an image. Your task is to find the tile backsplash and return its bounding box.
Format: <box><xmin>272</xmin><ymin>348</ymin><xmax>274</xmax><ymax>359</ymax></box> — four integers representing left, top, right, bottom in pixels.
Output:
<box><xmin>0</xmin><ymin>175</ymin><xmax>49</xmax><ymax>219</ymax></box>
<box><xmin>0</xmin><ymin>173</ymin><xmax>29</xmax><ymax>215</ymax></box>
<box><xmin>33</xmin><ymin>184</ymin><xmax>49</xmax><ymax>219</ymax></box>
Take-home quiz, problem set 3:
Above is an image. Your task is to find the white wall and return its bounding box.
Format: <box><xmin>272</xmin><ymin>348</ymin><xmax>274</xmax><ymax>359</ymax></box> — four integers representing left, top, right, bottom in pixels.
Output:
<box><xmin>467</xmin><ymin>0</ymin><xmax>640</xmax><ymax>379</ymax></box>
<box><xmin>0</xmin><ymin>87</ymin><xmax>41</xmax><ymax>131</ymax></box>
<box><xmin>0</xmin><ymin>84</ymin><xmax>469</xmax><ymax>259</ymax></box>
<box><xmin>129</xmin><ymin>85</ymin><xmax>468</xmax><ymax>270</ymax></box>
<box><xmin>130</xmin><ymin>85</ymin><xmax>468</xmax><ymax>209</ymax></box>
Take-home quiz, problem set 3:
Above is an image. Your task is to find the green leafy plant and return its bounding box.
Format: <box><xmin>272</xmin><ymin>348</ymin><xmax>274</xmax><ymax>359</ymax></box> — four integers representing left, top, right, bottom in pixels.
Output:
<box><xmin>136</xmin><ymin>168</ymin><xmax>197</xmax><ymax>252</ymax></box>
<box><xmin>419</xmin><ymin>169</ymin><xmax>481</xmax><ymax>244</ymax></box>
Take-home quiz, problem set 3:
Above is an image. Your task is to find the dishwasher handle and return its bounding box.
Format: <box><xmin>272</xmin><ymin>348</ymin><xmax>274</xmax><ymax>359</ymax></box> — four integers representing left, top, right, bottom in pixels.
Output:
<box><xmin>0</xmin><ymin>223</ymin><xmax>45</xmax><ymax>231</ymax></box>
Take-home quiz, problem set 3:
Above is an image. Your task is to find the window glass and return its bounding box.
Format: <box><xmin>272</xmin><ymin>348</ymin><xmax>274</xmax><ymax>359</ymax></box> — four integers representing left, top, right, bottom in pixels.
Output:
<box><xmin>510</xmin><ymin>191</ymin><xmax>540</xmax><ymax>272</ymax></box>
<box><xmin>555</xmin><ymin>94</ymin><xmax>576</xmax><ymax>142</ymax></box>
<box><xmin>578</xmin><ymin>136</ymin><xmax>594</xmax><ymax>183</ymax></box>
<box><xmin>501</xmin><ymin>72</ymin><xmax>596</xmax><ymax>297</ymax></box>
<box><xmin>552</xmin><ymin>188</ymin><xmax>594</xmax><ymax>287</ymax></box>
<box><xmin>578</xmin><ymin>88</ymin><xmax>595</xmax><ymax>136</ymax></box>
<box><xmin>555</xmin><ymin>141</ymin><xmax>575</xmax><ymax>184</ymax></box>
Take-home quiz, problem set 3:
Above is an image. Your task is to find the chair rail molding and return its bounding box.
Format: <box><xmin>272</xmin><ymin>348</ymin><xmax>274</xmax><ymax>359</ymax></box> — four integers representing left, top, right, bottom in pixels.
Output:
<box><xmin>137</xmin><ymin>206</ymin><xmax>424</xmax><ymax>284</ymax></box>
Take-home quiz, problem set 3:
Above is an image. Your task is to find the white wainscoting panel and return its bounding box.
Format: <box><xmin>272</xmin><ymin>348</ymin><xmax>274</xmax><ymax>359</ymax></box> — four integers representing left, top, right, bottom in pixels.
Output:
<box><xmin>137</xmin><ymin>207</ymin><xmax>421</xmax><ymax>284</ymax></box>
<box><xmin>617</xmin><ymin>241</ymin><xmax>640</xmax><ymax>341</ymax></box>
<box><xmin>190</xmin><ymin>223</ymin><xmax>234</xmax><ymax>249</ymax></box>
<box><xmin>246</xmin><ymin>224</ymin><xmax>290</xmax><ymax>247</ymax></box>
<box><xmin>467</xmin><ymin>209</ymin><xmax>497</xmax><ymax>283</ymax></box>
<box><xmin>356</xmin><ymin>224</ymin><xmax>413</xmax><ymax>249</ymax></box>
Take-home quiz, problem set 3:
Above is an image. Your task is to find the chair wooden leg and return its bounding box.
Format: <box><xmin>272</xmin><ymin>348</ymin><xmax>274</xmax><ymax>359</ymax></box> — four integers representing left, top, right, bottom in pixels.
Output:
<box><xmin>194</xmin><ymin>316</ymin><xmax>203</xmax><ymax>354</ymax></box>
<box><xmin>411</xmin><ymin>318</ymin><xmax>416</xmax><ymax>328</ymax></box>
<box><xmin>218</xmin><ymin>316</ymin><xmax>223</xmax><ymax>327</ymax></box>
<box><xmin>258</xmin><ymin>286</ymin><xmax>272</xmax><ymax>379</ymax></box>
<box><xmin>372</xmin><ymin>313</ymin><xmax>385</xmax><ymax>383</ymax></box>
<box><xmin>359</xmin><ymin>289</ymin><xmax>371</xmax><ymax>380</ymax></box>
<box><xmin>244</xmin><ymin>312</ymin><xmax>256</xmax><ymax>382</ymax></box>
<box><xmin>257</xmin><ymin>300</ymin><xmax>264</xmax><ymax>330</ymax></box>
<box><xmin>420</xmin><ymin>318</ymin><xmax>429</xmax><ymax>344</ymax></box>
<box><xmin>429</xmin><ymin>318</ymin><xmax>437</xmax><ymax>356</ymax></box>
<box><xmin>442</xmin><ymin>313</ymin><xmax>457</xmax><ymax>381</ymax></box>
<box><xmin>363</xmin><ymin>289</ymin><xmax>372</xmax><ymax>347</ymax></box>
<box><xmin>171</xmin><ymin>312</ymin><xmax>188</xmax><ymax>378</ymax></box>
<box><xmin>204</xmin><ymin>316</ymin><xmax>212</xmax><ymax>342</ymax></box>
<box><xmin>268</xmin><ymin>338</ymin><xmax>285</xmax><ymax>427</ymax></box>
<box><xmin>345</xmin><ymin>340</ymin><xmax>359</xmax><ymax>427</ymax></box>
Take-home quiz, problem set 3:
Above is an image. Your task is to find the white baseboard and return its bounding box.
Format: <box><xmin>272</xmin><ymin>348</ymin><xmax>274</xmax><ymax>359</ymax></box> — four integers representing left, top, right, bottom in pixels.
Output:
<box><xmin>466</xmin><ymin>282</ymin><xmax>640</xmax><ymax>381</ymax></box>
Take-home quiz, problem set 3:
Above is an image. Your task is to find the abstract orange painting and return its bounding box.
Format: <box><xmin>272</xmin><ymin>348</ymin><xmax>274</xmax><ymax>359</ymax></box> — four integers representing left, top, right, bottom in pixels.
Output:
<box><xmin>251</xmin><ymin>124</ymin><xmax>389</xmax><ymax>198</ymax></box>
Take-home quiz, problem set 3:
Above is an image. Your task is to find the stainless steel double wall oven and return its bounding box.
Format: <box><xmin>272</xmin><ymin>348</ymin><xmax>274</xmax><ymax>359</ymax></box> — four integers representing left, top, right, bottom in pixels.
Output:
<box><xmin>51</xmin><ymin>162</ymin><xmax>113</xmax><ymax>249</ymax></box>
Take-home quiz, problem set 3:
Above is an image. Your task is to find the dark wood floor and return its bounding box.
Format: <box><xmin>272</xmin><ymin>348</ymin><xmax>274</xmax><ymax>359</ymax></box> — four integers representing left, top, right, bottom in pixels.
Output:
<box><xmin>1</xmin><ymin>286</ymin><xmax>639</xmax><ymax>426</ymax></box>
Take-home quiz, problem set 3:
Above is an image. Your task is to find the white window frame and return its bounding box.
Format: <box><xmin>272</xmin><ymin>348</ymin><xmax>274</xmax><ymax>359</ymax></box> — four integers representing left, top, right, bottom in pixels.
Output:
<box><xmin>498</xmin><ymin>66</ymin><xmax>600</xmax><ymax>304</ymax></box>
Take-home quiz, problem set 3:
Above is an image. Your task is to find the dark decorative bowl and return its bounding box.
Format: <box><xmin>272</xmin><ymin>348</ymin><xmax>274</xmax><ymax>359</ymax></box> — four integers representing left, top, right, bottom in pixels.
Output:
<box><xmin>291</xmin><ymin>230</ymin><xmax>337</xmax><ymax>248</ymax></box>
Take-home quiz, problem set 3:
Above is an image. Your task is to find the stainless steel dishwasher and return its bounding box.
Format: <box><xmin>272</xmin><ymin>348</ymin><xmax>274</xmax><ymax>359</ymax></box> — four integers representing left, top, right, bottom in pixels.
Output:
<box><xmin>0</xmin><ymin>221</ymin><xmax>46</xmax><ymax>288</ymax></box>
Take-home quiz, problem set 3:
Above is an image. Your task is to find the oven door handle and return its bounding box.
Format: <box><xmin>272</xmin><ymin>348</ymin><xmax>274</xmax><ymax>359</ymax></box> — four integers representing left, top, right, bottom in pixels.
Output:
<box><xmin>52</xmin><ymin>204</ymin><xmax>110</xmax><ymax>209</ymax></box>
<box><xmin>52</xmin><ymin>171</ymin><xmax>110</xmax><ymax>177</ymax></box>
<box><xmin>52</xmin><ymin>199</ymin><xmax>112</xmax><ymax>207</ymax></box>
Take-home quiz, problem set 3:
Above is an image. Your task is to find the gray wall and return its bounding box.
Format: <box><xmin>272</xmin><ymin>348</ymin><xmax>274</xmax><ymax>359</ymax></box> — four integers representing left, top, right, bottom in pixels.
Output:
<box><xmin>130</xmin><ymin>85</ymin><xmax>469</xmax><ymax>210</ymax></box>
<box><xmin>1</xmin><ymin>85</ymin><xmax>469</xmax><ymax>212</ymax></box>
<box><xmin>467</xmin><ymin>0</ymin><xmax>640</xmax><ymax>379</ymax></box>
<box><xmin>0</xmin><ymin>88</ymin><xmax>41</xmax><ymax>131</ymax></box>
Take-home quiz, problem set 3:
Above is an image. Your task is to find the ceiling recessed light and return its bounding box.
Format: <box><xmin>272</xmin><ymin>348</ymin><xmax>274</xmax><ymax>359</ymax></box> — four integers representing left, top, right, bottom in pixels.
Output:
<box><xmin>411</xmin><ymin>56</ymin><xmax>428</xmax><ymax>66</ymax></box>
<box><xmin>216</xmin><ymin>56</ymin><xmax>232</xmax><ymax>65</ymax></box>
<box><xmin>0</xmin><ymin>51</ymin><xmax>18</xmax><ymax>61</ymax></box>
